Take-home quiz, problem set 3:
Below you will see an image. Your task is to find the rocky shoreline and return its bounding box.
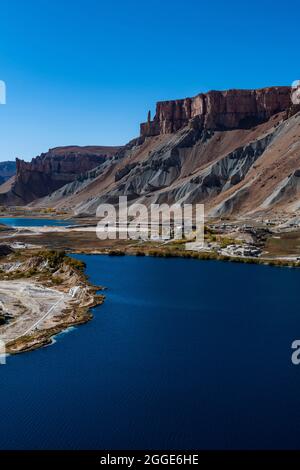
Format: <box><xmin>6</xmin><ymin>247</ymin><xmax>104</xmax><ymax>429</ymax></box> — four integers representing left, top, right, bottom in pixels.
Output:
<box><xmin>0</xmin><ymin>248</ymin><xmax>105</xmax><ymax>355</ymax></box>
<box><xmin>0</xmin><ymin>226</ymin><xmax>299</xmax><ymax>357</ymax></box>
<box><xmin>0</xmin><ymin>211</ymin><xmax>299</xmax><ymax>357</ymax></box>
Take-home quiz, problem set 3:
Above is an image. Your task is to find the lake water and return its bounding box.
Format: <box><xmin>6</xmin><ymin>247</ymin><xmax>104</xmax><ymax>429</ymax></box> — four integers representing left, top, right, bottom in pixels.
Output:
<box><xmin>1</xmin><ymin>254</ymin><xmax>300</xmax><ymax>449</ymax></box>
<box><xmin>0</xmin><ymin>217</ymin><xmax>74</xmax><ymax>227</ymax></box>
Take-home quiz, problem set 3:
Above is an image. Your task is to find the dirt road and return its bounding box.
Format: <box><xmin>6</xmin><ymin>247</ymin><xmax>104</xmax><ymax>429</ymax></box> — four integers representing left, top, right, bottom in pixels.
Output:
<box><xmin>0</xmin><ymin>281</ymin><xmax>72</xmax><ymax>344</ymax></box>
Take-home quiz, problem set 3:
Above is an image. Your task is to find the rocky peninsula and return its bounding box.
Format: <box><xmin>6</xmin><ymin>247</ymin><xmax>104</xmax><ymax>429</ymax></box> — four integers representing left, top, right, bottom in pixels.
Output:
<box><xmin>0</xmin><ymin>246</ymin><xmax>104</xmax><ymax>354</ymax></box>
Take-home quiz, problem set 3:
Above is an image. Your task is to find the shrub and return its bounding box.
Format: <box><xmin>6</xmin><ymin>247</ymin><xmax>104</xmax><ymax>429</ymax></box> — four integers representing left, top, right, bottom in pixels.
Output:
<box><xmin>37</xmin><ymin>250</ymin><xmax>66</xmax><ymax>269</ymax></box>
<box><xmin>66</xmin><ymin>257</ymin><xmax>86</xmax><ymax>271</ymax></box>
<box><xmin>108</xmin><ymin>250</ymin><xmax>125</xmax><ymax>256</ymax></box>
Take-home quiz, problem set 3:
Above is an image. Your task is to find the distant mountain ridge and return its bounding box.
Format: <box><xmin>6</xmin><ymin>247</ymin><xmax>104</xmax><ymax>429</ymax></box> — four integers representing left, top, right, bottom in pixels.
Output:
<box><xmin>0</xmin><ymin>161</ymin><xmax>16</xmax><ymax>185</ymax></box>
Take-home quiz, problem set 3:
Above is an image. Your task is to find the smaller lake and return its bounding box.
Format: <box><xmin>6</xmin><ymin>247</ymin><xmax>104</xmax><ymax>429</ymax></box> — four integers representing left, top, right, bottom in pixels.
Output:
<box><xmin>0</xmin><ymin>217</ymin><xmax>74</xmax><ymax>227</ymax></box>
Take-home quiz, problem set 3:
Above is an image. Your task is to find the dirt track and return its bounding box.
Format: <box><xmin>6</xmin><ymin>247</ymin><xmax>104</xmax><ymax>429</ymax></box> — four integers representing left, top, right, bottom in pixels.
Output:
<box><xmin>0</xmin><ymin>281</ymin><xmax>71</xmax><ymax>344</ymax></box>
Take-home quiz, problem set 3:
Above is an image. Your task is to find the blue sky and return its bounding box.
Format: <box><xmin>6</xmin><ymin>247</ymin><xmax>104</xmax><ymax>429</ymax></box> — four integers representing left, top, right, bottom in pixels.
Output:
<box><xmin>0</xmin><ymin>0</ymin><xmax>298</xmax><ymax>161</ymax></box>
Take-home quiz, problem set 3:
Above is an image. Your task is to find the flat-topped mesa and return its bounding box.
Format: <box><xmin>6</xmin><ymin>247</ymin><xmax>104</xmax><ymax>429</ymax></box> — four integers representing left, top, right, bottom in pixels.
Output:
<box><xmin>16</xmin><ymin>147</ymin><xmax>108</xmax><ymax>184</ymax></box>
<box><xmin>140</xmin><ymin>86</ymin><xmax>292</xmax><ymax>137</ymax></box>
<box><xmin>4</xmin><ymin>145</ymin><xmax>121</xmax><ymax>204</ymax></box>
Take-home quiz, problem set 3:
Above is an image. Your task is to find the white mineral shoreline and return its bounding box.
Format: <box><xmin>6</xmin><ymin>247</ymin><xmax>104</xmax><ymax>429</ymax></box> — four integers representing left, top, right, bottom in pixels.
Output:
<box><xmin>0</xmin><ymin>280</ymin><xmax>72</xmax><ymax>344</ymax></box>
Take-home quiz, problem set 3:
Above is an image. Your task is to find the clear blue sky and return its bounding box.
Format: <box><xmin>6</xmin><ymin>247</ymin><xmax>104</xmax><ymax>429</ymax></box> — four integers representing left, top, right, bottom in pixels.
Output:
<box><xmin>0</xmin><ymin>0</ymin><xmax>298</xmax><ymax>161</ymax></box>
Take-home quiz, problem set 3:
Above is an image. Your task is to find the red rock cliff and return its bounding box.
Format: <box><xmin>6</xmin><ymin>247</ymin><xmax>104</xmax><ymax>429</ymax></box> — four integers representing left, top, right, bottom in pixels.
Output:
<box><xmin>140</xmin><ymin>87</ymin><xmax>292</xmax><ymax>136</ymax></box>
<box><xmin>7</xmin><ymin>145</ymin><xmax>121</xmax><ymax>204</ymax></box>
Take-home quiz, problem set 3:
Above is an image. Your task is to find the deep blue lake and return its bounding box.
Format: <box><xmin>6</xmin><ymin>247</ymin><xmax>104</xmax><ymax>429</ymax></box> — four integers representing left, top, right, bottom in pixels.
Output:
<box><xmin>1</xmin><ymin>254</ymin><xmax>300</xmax><ymax>449</ymax></box>
<box><xmin>0</xmin><ymin>217</ymin><xmax>74</xmax><ymax>227</ymax></box>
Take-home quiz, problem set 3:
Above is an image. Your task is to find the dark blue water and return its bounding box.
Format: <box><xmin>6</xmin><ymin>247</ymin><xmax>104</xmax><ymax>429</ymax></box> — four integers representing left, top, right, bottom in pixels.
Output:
<box><xmin>0</xmin><ymin>217</ymin><xmax>74</xmax><ymax>227</ymax></box>
<box><xmin>1</xmin><ymin>255</ymin><xmax>300</xmax><ymax>450</ymax></box>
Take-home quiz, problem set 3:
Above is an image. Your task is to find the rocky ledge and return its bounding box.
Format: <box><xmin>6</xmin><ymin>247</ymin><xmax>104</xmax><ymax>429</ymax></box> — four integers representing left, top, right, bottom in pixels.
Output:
<box><xmin>140</xmin><ymin>86</ymin><xmax>291</xmax><ymax>136</ymax></box>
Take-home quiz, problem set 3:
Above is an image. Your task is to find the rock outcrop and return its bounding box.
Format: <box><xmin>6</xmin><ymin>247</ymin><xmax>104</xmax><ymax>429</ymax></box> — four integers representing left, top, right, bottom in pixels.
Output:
<box><xmin>140</xmin><ymin>87</ymin><xmax>291</xmax><ymax>136</ymax></box>
<box><xmin>0</xmin><ymin>146</ymin><xmax>121</xmax><ymax>205</ymax></box>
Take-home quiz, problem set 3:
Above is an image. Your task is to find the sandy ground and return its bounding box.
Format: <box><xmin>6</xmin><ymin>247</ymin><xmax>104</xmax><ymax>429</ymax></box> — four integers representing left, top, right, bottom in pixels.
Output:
<box><xmin>0</xmin><ymin>280</ymin><xmax>72</xmax><ymax>344</ymax></box>
<box><xmin>1</xmin><ymin>225</ymin><xmax>97</xmax><ymax>234</ymax></box>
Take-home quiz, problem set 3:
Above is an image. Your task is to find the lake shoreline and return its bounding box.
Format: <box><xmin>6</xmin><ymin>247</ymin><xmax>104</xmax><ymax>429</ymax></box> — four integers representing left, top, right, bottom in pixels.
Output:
<box><xmin>69</xmin><ymin>248</ymin><xmax>300</xmax><ymax>269</ymax></box>
<box><xmin>0</xmin><ymin>250</ymin><xmax>105</xmax><ymax>355</ymax></box>
<box><xmin>1</xmin><ymin>216</ymin><xmax>300</xmax><ymax>269</ymax></box>
<box><xmin>0</xmin><ymin>215</ymin><xmax>299</xmax><ymax>356</ymax></box>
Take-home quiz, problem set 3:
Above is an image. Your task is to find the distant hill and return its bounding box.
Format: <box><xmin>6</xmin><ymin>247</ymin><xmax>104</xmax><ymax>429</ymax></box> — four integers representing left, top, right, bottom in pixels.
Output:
<box><xmin>0</xmin><ymin>161</ymin><xmax>16</xmax><ymax>185</ymax></box>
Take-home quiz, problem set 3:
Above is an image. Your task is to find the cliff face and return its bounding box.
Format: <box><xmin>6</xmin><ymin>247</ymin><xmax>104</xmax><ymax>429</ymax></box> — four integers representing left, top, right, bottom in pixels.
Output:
<box><xmin>2</xmin><ymin>85</ymin><xmax>300</xmax><ymax>219</ymax></box>
<box><xmin>32</xmin><ymin>84</ymin><xmax>300</xmax><ymax>219</ymax></box>
<box><xmin>140</xmin><ymin>87</ymin><xmax>291</xmax><ymax>136</ymax></box>
<box><xmin>1</xmin><ymin>146</ymin><xmax>121</xmax><ymax>204</ymax></box>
